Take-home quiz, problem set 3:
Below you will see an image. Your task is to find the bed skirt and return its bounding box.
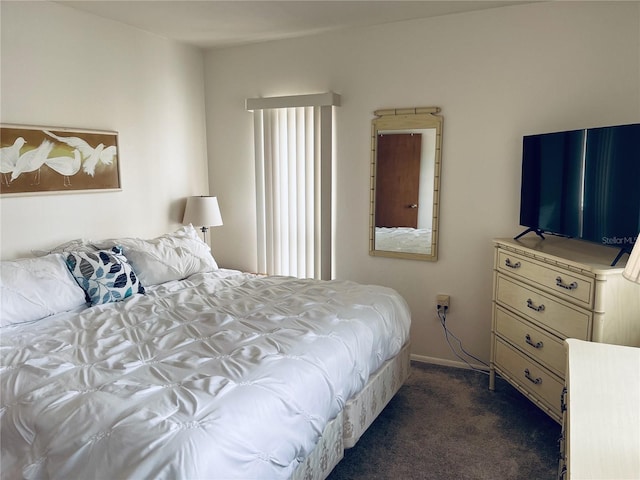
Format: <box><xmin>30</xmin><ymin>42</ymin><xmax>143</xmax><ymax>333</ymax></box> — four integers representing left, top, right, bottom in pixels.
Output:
<box><xmin>343</xmin><ymin>341</ymin><xmax>411</xmax><ymax>448</ymax></box>
<box><xmin>291</xmin><ymin>411</ymin><xmax>345</xmax><ymax>480</ymax></box>
<box><xmin>291</xmin><ymin>341</ymin><xmax>411</xmax><ymax>479</ymax></box>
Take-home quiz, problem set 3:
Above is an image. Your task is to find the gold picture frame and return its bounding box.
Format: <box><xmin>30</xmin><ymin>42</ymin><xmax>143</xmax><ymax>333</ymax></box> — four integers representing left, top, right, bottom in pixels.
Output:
<box><xmin>0</xmin><ymin>124</ymin><xmax>121</xmax><ymax>196</ymax></box>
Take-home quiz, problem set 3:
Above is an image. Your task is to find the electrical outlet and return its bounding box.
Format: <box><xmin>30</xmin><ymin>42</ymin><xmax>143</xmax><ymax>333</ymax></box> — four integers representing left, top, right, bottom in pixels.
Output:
<box><xmin>436</xmin><ymin>294</ymin><xmax>450</xmax><ymax>312</ymax></box>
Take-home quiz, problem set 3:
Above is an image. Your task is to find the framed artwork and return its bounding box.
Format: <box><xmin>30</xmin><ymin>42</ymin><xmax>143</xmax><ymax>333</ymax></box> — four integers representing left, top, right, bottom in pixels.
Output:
<box><xmin>0</xmin><ymin>124</ymin><xmax>121</xmax><ymax>196</ymax></box>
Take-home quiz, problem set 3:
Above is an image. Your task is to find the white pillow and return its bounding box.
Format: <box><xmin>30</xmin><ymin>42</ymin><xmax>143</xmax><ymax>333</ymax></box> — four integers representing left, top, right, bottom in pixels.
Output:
<box><xmin>32</xmin><ymin>238</ymin><xmax>97</xmax><ymax>257</ymax></box>
<box><xmin>0</xmin><ymin>254</ymin><xmax>87</xmax><ymax>327</ymax></box>
<box><xmin>94</xmin><ymin>225</ymin><xmax>218</xmax><ymax>286</ymax></box>
<box><xmin>53</xmin><ymin>238</ymin><xmax>97</xmax><ymax>253</ymax></box>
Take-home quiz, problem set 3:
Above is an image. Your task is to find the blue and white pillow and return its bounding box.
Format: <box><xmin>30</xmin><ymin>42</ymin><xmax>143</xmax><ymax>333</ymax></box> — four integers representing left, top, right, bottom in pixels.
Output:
<box><xmin>66</xmin><ymin>246</ymin><xmax>145</xmax><ymax>306</ymax></box>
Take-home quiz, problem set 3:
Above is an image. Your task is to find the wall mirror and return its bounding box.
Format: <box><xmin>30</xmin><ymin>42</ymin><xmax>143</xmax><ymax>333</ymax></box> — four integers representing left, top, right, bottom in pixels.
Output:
<box><xmin>369</xmin><ymin>107</ymin><xmax>443</xmax><ymax>261</ymax></box>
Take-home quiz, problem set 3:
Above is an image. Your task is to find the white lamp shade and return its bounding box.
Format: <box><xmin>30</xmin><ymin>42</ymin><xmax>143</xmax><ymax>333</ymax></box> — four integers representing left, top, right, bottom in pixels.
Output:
<box><xmin>623</xmin><ymin>237</ymin><xmax>640</xmax><ymax>284</ymax></box>
<box><xmin>183</xmin><ymin>196</ymin><xmax>223</xmax><ymax>228</ymax></box>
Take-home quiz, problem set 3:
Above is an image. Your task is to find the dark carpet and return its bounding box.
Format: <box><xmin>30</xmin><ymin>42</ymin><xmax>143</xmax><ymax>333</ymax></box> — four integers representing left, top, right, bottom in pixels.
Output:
<box><xmin>327</xmin><ymin>361</ymin><xmax>561</xmax><ymax>480</ymax></box>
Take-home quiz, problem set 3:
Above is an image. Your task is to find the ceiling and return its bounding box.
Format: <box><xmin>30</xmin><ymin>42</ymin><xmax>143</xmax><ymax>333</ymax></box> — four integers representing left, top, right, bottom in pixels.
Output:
<box><xmin>57</xmin><ymin>1</ymin><xmax>531</xmax><ymax>49</ymax></box>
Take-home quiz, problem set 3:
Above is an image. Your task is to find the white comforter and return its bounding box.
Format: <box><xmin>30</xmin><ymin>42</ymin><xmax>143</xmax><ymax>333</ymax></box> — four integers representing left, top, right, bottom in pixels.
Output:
<box><xmin>0</xmin><ymin>270</ymin><xmax>410</xmax><ymax>480</ymax></box>
<box><xmin>375</xmin><ymin>227</ymin><xmax>432</xmax><ymax>254</ymax></box>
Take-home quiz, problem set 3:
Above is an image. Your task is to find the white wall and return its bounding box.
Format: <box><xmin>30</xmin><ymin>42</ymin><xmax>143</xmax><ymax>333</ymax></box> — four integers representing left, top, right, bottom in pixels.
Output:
<box><xmin>0</xmin><ymin>1</ymin><xmax>209</xmax><ymax>259</ymax></box>
<box><xmin>204</xmin><ymin>2</ymin><xmax>640</xmax><ymax>365</ymax></box>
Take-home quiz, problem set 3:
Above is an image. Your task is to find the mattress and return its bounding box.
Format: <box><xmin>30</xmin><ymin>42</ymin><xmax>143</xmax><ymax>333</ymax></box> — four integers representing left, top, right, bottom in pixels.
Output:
<box><xmin>0</xmin><ymin>269</ymin><xmax>411</xmax><ymax>479</ymax></box>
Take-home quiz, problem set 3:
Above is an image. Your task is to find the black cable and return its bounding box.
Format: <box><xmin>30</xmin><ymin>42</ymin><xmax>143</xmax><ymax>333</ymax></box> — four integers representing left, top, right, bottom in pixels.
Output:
<box><xmin>438</xmin><ymin>308</ymin><xmax>490</xmax><ymax>375</ymax></box>
<box><xmin>440</xmin><ymin>309</ymin><xmax>489</xmax><ymax>367</ymax></box>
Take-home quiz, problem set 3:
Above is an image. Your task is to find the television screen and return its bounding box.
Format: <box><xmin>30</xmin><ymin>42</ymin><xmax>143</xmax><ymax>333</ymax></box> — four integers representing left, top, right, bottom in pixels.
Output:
<box><xmin>519</xmin><ymin>123</ymin><xmax>640</xmax><ymax>252</ymax></box>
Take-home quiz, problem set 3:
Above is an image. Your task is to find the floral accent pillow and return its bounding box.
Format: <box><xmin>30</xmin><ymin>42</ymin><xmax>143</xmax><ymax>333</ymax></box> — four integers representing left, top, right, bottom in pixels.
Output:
<box><xmin>66</xmin><ymin>246</ymin><xmax>145</xmax><ymax>306</ymax></box>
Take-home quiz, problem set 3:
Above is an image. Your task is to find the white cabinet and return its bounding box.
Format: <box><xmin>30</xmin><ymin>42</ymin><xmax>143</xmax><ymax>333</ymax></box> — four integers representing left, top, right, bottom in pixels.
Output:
<box><xmin>489</xmin><ymin>236</ymin><xmax>640</xmax><ymax>423</ymax></box>
<box><xmin>560</xmin><ymin>339</ymin><xmax>640</xmax><ymax>479</ymax></box>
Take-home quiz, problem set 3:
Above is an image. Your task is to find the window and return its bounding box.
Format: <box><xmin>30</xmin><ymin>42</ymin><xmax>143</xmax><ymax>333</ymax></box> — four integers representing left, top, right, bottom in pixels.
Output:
<box><xmin>246</xmin><ymin>93</ymin><xmax>340</xmax><ymax>279</ymax></box>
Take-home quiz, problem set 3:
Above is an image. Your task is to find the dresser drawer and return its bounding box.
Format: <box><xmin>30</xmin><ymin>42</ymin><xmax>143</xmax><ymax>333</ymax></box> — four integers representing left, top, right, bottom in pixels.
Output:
<box><xmin>497</xmin><ymin>250</ymin><xmax>594</xmax><ymax>308</ymax></box>
<box><xmin>494</xmin><ymin>305</ymin><xmax>565</xmax><ymax>377</ymax></box>
<box><xmin>495</xmin><ymin>275</ymin><xmax>591</xmax><ymax>340</ymax></box>
<box><xmin>494</xmin><ymin>338</ymin><xmax>564</xmax><ymax>419</ymax></box>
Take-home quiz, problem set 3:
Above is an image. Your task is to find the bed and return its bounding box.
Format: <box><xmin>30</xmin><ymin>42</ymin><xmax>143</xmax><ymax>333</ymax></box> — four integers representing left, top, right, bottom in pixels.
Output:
<box><xmin>0</xmin><ymin>226</ymin><xmax>411</xmax><ymax>479</ymax></box>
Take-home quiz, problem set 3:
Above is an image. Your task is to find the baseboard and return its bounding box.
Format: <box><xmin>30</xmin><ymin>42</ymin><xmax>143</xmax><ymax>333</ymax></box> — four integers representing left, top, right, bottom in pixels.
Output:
<box><xmin>410</xmin><ymin>353</ymin><xmax>489</xmax><ymax>372</ymax></box>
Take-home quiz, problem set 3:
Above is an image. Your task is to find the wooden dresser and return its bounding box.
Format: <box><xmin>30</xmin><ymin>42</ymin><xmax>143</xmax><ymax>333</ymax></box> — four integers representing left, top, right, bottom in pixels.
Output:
<box><xmin>489</xmin><ymin>236</ymin><xmax>640</xmax><ymax>423</ymax></box>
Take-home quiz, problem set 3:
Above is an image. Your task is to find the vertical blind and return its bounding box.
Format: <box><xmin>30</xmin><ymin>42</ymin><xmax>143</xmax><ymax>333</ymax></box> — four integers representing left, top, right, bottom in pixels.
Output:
<box><xmin>247</xmin><ymin>93</ymin><xmax>339</xmax><ymax>280</ymax></box>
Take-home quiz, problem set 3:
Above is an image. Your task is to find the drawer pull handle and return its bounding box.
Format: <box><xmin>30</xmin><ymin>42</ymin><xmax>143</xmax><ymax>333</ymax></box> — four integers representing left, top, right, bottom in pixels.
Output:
<box><xmin>561</xmin><ymin>386</ymin><xmax>567</xmax><ymax>413</ymax></box>
<box><xmin>524</xmin><ymin>368</ymin><xmax>542</xmax><ymax>385</ymax></box>
<box><xmin>525</xmin><ymin>334</ymin><xmax>543</xmax><ymax>349</ymax></box>
<box><xmin>556</xmin><ymin>276</ymin><xmax>578</xmax><ymax>291</ymax></box>
<box><xmin>558</xmin><ymin>433</ymin><xmax>566</xmax><ymax>457</ymax></box>
<box><xmin>505</xmin><ymin>258</ymin><xmax>521</xmax><ymax>269</ymax></box>
<box><xmin>526</xmin><ymin>298</ymin><xmax>545</xmax><ymax>312</ymax></box>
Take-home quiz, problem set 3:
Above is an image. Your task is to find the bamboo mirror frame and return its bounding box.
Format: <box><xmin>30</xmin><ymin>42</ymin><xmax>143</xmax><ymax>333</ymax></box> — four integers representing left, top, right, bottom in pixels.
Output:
<box><xmin>369</xmin><ymin>107</ymin><xmax>443</xmax><ymax>261</ymax></box>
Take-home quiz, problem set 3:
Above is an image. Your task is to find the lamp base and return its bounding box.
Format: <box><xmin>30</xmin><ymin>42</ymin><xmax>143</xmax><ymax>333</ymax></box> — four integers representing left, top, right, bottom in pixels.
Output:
<box><xmin>199</xmin><ymin>226</ymin><xmax>209</xmax><ymax>244</ymax></box>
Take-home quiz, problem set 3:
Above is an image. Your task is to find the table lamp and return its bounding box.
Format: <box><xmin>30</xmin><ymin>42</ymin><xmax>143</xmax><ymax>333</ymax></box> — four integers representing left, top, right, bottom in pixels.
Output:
<box><xmin>183</xmin><ymin>196</ymin><xmax>223</xmax><ymax>244</ymax></box>
<box><xmin>622</xmin><ymin>236</ymin><xmax>640</xmax><ymax>284</ymax></box>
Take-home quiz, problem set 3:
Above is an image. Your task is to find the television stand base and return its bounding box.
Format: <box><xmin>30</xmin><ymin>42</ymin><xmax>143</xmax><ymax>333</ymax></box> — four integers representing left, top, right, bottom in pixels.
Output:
<box><xmin>514</xmin><ymin>227</ymin><xmax>545</xmax><ymax>241</ymax></box>
<box><xmin>610</xmin><ymin>246</ymin><xmax>632</xmax><ymax>267</ymax></box>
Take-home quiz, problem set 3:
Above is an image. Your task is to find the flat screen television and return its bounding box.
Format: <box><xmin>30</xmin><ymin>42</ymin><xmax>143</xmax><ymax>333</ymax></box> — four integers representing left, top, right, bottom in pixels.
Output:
<box><xmin>517</xmin><ymin>122</ymin><xmax>640</xmax><ymax>265</ymax></box>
